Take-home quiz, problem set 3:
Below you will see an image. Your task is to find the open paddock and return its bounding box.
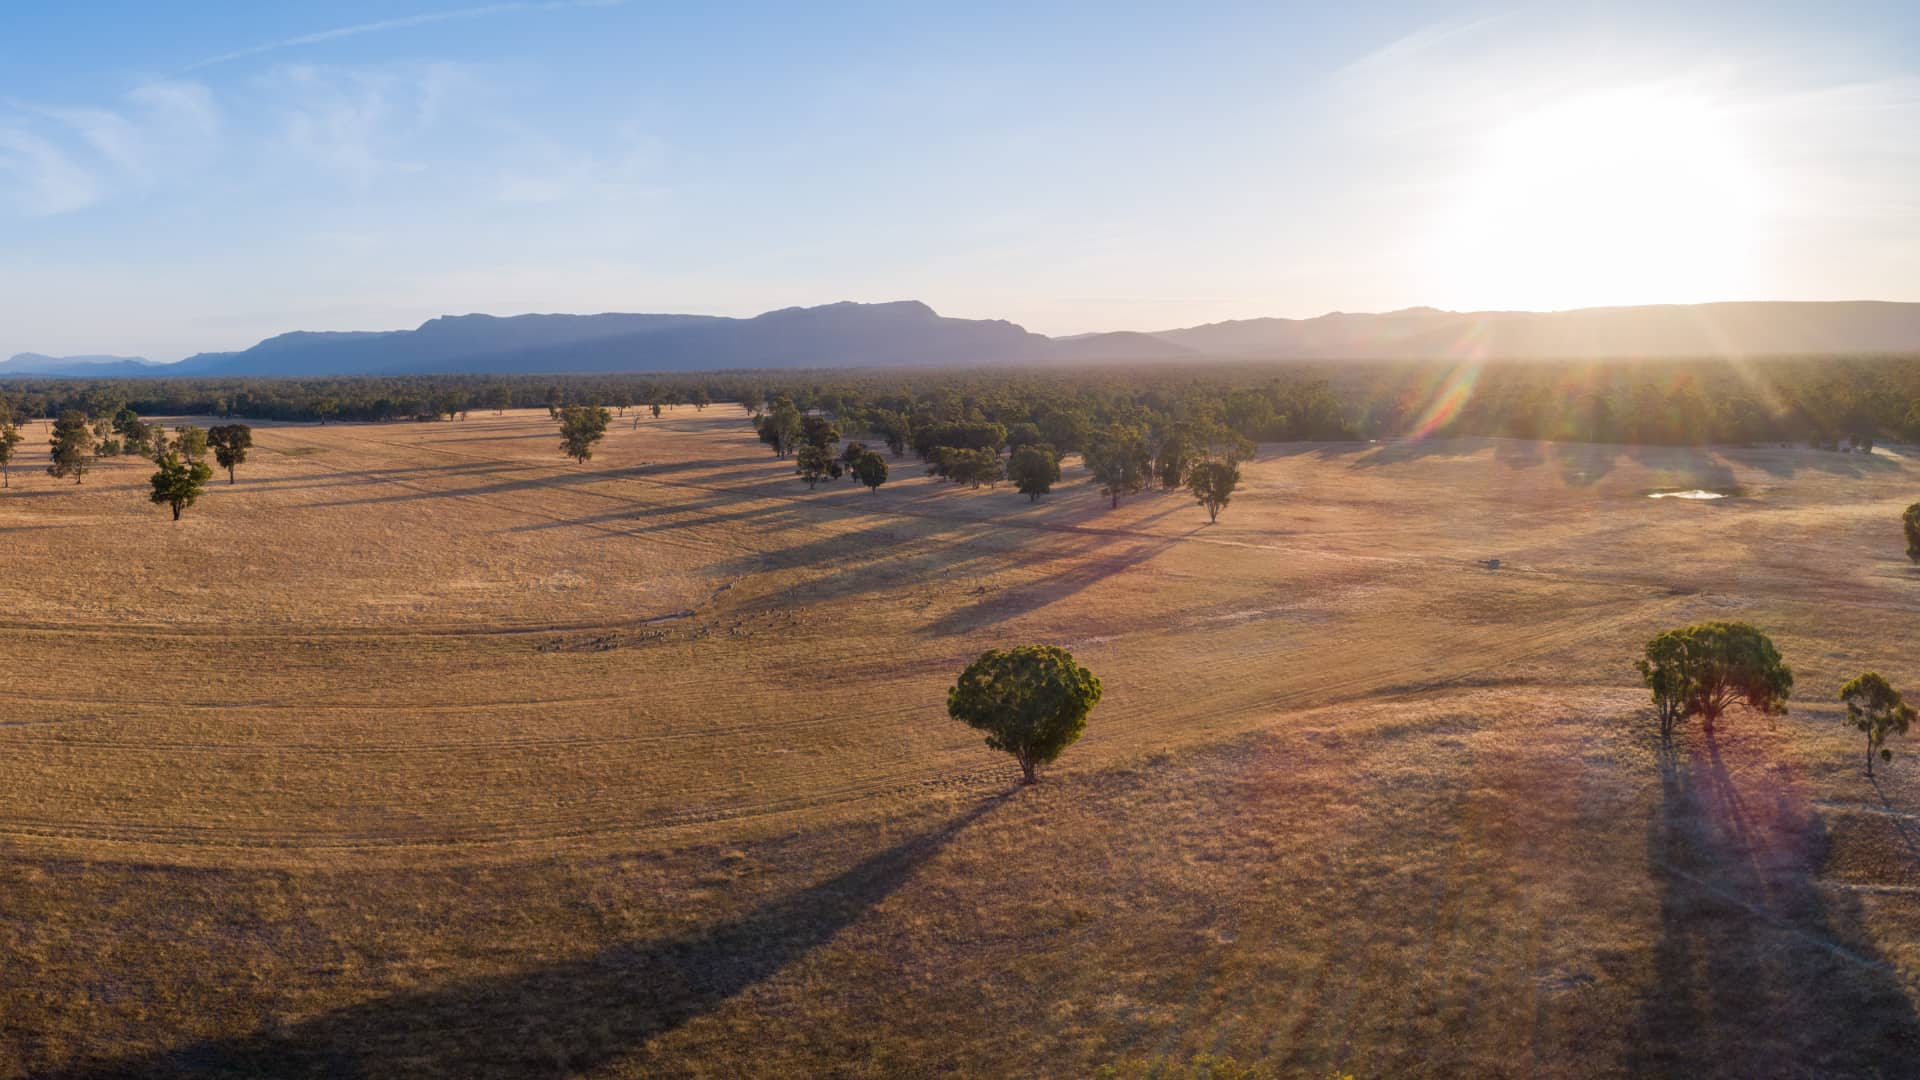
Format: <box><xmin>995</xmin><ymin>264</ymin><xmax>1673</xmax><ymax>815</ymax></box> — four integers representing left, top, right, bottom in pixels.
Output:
<box><xmin>3</xmin><ymin>408</ymin><xmax>1918</xmax><ymax>1077</ymax></box>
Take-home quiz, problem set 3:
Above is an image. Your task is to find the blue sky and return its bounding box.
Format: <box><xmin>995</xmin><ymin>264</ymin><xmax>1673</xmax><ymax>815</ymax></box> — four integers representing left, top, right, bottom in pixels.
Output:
<box><xmin>3</xmin><ymin>2</ymin><xmax>1918</xmax><ymax>360</ymax></box>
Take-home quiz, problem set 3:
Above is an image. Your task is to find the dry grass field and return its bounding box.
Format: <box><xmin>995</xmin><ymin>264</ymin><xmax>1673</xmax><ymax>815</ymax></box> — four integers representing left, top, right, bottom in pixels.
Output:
<box><xmin>3</xmin><ymin>407</ymin><xmax>1919</xmax><ymax>1077</ymax></box>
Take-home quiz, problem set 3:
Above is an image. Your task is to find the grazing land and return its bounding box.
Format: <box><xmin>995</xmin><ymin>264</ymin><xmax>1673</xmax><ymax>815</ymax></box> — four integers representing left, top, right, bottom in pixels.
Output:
<box><xmin>3</xmin><ymin>408</ymin><xmax>1920</xmax><ymax>1077</ymax></box>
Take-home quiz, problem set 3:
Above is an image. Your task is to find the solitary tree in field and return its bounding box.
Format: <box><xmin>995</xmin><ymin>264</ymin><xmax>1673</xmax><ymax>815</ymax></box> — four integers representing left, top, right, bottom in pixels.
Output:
<box><xmin>795</xmin><ymin>444</ymin><xmax>842</xmax><ymax>488</ymax></box>
<box><xmin>208</xmin><ymin>424</ymin><xmax>253</xmax><ymax>484</ymax></box>
<box><xmin>0</xmin><ymin>423</ymin><xmax>20</xmax><ymax>487</ymax></box>
<box><xmin>840</xmin><ymin>440</ymin><xmax>870</xmax><ymax>474</ymax></box>
<box><xmin>693</xmin><ymin>388</ymin><xmax>711</xmax><ymax>411</ymax></box>
<box><xmin>1636</xmin><ymin>622</ymin><xmax>1793</xmax><ymax>740</ymax></box>
<box><xmin>1008</xmin><ymin>444</ymin><xmax>1060</xmax><ymax>501</ymax></box>
<box><xmin>1187</xmin><ymin>459</ymin><xmax>1241</xmax><ymax>523</ymax></box>
<box><xmin>1905</xmin><ymin>502</ymin><xmax>1920</xmax><ymax>564</ymax></box>
<box><xmin>149</xmin><ymin>452</ymin><xmax>213</xmax><ymax>520</ymax></box>
<box><xmin>173</xmin><ymin>425</ymin><xmax>209</xmax><ymax>463</ymax></box>
<box><xmin>558</xmin><ymin>404</ymin><xmax>612</xmax><ymax>464</ymax></box>
<box><xmin>489</xmin><ymin>385</ymin><xmax>513</xmax><ymax>414</ymax></box>
<box><xmin>854</xmin><ymin>450</ymin><xmax>888</xmax><ymax>493</ymax></box>
<box><xmin>1084</xmin><ymin>426</ymin><xmax>1151</xmax><ymax>508</ymax></box>
<box><xmin>47</xmin><ymin>410</ymin><xmax>93</xmax><ymax>484</ymax></box>
<box><xmin>948</xmin><ymin>645</ymin><xmax>1103</xmax><ymax>784</ymax></box>
<box><xmin>544</xmin><ymin>385</ymin><xmax>564</xmax><ymax>418</ymax></box>
<box><xmin>1840</xmin><ymin>672</ymin><xmax>1915</xmax><ymax>776</ymax></box>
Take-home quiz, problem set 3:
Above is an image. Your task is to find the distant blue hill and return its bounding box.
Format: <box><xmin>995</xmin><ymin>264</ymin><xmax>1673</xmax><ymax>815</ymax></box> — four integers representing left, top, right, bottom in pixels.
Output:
<box><xmin>0</xmin><ymin>353</ymin><xmax>163</xmax><ymax>378</ymax></box>
<box><xmin>161</xmin><ymin>302</ymin><xmax>1116</xmax><ymax>377</ymax></box>
<box><xmin>13</xmin><ymin>299</ymin><xmax>1920</xmax><ymax>379</ymax></box>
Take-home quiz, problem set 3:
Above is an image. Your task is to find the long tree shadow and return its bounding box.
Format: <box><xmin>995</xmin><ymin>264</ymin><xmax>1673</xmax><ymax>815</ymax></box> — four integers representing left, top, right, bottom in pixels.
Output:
<box><xmin>1741</xmin><ymin>446</ymin><xmax>1902</xmax><ymax>480</ymax></box>
<box><xmin>49</xmin><ymin>796</ymin><xmax>1008</xmax><ymax>1079</ymax></box>
<box><xmin>1629</xmin><ymin>735</ymin><xmax>1920</xmax><ymax>1077</ymax></box>
<box><xmin>920</xmin><ymin>530</ymin><xmax>1185</xmax><ymax>637</ymax></box>
<box><xmin>1871</xmin><ymin>775</ymin><xmax>1920</xmax><ymax>872</ymax></box>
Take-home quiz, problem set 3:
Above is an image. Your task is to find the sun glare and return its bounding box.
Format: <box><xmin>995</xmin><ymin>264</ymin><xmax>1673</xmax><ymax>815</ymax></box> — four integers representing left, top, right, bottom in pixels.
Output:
<box><xmin>1422</xmin><ymin>87</ymin><xmax>1774</xmax><ymax>312</ymax></box>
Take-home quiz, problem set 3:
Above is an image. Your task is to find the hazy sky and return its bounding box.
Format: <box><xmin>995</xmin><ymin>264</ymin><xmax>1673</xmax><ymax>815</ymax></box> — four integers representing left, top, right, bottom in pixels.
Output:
<box><xmin>3</xmin><ymin>1</ymin><xmax>1918</xmax><ymax>360</ymax></box>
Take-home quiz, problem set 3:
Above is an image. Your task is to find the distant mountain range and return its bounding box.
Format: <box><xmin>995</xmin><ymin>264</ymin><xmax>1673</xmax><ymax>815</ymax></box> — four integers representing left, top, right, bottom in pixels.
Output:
<box><xmin>10</xmin><ymin>299</ymin><xmax>1920</xmax><ymax>379</ymax></box>
<box><xmin>0</xmin><ymin>353</ymin><xmax>167</xmax><ymax>377</ymax></box>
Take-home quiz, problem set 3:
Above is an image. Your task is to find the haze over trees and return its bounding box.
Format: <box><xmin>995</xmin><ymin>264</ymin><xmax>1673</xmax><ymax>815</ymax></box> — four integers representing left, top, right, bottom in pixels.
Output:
<box><xmin>1636</xmin><ymin>622</ymin><xmax>1794</xmax><ymax>739</ymax></box>
<box><xmin>1840</xmin><ymin>673</ymin><xmax>1916</xmax><ymax>776</ymax></box>
<box><xmin>948</xmin><ymin>645</ymin><xmax>1103</xmax><ymax>784</ymax></box>
<box><xmin>7</xmin><ymin>349</ymin><xmax>1920</xmax><ymax>454</ymax></box>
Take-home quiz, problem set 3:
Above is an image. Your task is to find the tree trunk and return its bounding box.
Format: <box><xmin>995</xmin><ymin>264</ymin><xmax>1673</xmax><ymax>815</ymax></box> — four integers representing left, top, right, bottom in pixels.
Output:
<box><xmin>227</xmin><ymin>466</ymin><xmax>235</xmax><ymax>485</ymax></box>
<box><xmin>1868</xmin><ymin>737</ymin><xmax>1876</xmax><ymax>776</ymax></box>
<box><xmin>1020</xmin><ymin>757</ymin><xmax>1037</xmax><ymax>784</ymax></box>
<box><xmin>1109</xmin><ymin>491</ymin><xmax>1118</xmax><ymax>509</ymax></box>
<box><xmin>171</xmin><ymin>503</ymin><xmax>182</xmax><ymax>521</ymax></box>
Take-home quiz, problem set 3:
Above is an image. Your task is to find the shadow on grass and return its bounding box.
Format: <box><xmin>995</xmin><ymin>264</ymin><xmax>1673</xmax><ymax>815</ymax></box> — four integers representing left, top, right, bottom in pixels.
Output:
<box><xmin>1744</xmin><ymin>447</ymin><xmax>1902</xmax><ymax>480</ymax></box>
<box><xmin>1629</xmin><ymin>735</ymin><xmax>1920</xmax><ymax>1077</ymax></box>
<box><xmin>49</xmin><ymin>795</ymin><xmax>1009</xmax><ymax>1080</ymax></box>
<box><xmin>920</xmin><ymin>529</ymin><xmax>1185</xmax><ymax>637</ymax></box>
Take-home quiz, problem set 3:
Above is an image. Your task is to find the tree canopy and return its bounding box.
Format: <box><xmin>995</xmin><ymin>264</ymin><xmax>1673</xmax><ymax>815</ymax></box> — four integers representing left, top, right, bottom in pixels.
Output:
<box><xmin>927</xmin><ymin>446</ymin><xmax>1004</xmax><ymax>489</ymax></box>
<box><xmin>1636</xmin><ymin>622</ymin><xmax>1793</xmax><ymax>739</ymax></box>
<box><xmin>1084</xmin><ymin>426</ymin><xmax>1150</xmax><ymax>508</ymax></box>
<box><xmin>1187</xmin><ymin>460</ymin><xmax>1240</xmax><ymax>523</ymax></box>
<box><xmin>1008</xmin><ymin>445</ymin><xmax>1060</xmax><ymax>501</ymax></box>
<box><xmin>172</xmin><ymin>424</ymin><xmax>209</xmax><ymax>462</ymax></box>
<box><xmin>853</xmin><ymin>450</ymin><xmax>888</xmax><ymax>493</ymax></box>
<box><xmin>795</xmin><ymin>444</ymin><xmax>842</xmax><ymax>488</ymax></box>
<box><xmin>558</xmin><ymin>404</ymin><xmax>612</xmax><ymax>463</ymax></box>
<box><xmin>208</xmin><ymin>424</ymin><xmax>252</xmax><ymax>484</ymax></box>
<box><xmin>948</xmin><ymin>644</ymin><xmax>1103</xmax><ymax>784</ymax></box>
<box><xmin>149</xmin><ymin>452</ymin><xmax>214</xmax><ymax>520</ymax></box>
<box><xmin>1840</xmin><ymin>672</ymin><xmax>1915</xmax><ymax>776</ymax></box>
<box><xmin>47</xmin><ymin>410</ymin><xmax>93</xmax><ymax>484</ymax></box>
<box><xmin>0</xmin><ymin>424</ymin><xmax>20</xmax><ymax>488</ymax></box>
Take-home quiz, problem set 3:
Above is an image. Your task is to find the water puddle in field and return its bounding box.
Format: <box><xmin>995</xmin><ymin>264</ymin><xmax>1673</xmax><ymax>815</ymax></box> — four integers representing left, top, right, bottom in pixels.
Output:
<box><xmin>1646</xmin><ymin>488</ymin><xmax>1734</xmax><ymax>500</ymax></box>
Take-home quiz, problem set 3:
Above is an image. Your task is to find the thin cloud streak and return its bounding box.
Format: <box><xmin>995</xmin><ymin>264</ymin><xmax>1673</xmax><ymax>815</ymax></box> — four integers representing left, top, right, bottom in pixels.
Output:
<box><xmin>185</xmin><ymin>0</ymin><xmax>626</xmax><ymax>72</ymax></box>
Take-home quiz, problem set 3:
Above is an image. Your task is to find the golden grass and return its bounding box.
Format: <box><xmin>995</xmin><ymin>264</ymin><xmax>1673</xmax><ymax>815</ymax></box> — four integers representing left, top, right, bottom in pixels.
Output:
<box><xmin>2</xmin><ymin>409</ymin><xmax>1918</xmax><ymax>1076</ymax></box>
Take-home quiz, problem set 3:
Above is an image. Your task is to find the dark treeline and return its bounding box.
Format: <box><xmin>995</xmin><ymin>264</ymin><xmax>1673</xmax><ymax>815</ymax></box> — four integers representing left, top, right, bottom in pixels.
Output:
<box><xmin>3</xmin><ymin>354</ymin><xmax>1919</xmax><ymax>447</ymax></box>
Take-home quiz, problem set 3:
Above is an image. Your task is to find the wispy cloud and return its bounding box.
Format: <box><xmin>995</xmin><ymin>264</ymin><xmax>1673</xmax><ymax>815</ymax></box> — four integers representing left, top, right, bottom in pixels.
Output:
<box><xmin>0</xmin><ymin>127</ymin><xmax>103</xmax><ymax>215</ymax></box>
<box><xmin>0</xmin><ymin>80</ymin><xmax>219</xmax><ymax>215</ymax></box>
<box><xmin>492</xmin><ymin>122</ymin><xmax>669</xmax><ymax>205</ymax></box>
<box><xmin>186</xmin><ymin>0</ymin><xmax>626</xmax><ymax>72</ymax></box>
<box><xmin>260</xmin><ymin>62</ymin><xmax>488</xmax><ymax>188</ymax></box>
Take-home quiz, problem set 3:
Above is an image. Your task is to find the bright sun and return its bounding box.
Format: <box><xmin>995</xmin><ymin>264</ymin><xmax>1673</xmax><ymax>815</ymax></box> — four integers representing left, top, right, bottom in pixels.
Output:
<box><xmin>1421</xmin><ymin>87</ymin><xmax>1774</xmax><ymax>311</ymax></box>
